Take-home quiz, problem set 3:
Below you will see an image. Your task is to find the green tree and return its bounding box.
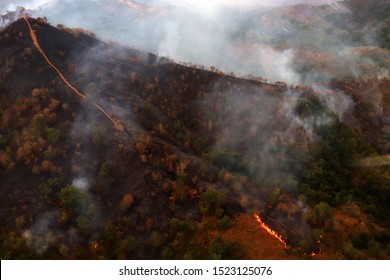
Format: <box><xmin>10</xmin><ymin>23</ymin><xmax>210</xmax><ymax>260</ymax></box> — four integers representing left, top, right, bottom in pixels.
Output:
<box><xmin>208</xmin><ymin>235</ymin><xmax>243</xmax><ymax>260</ymax></box>
<box><xmin>308</xmin><ymin>202</ymin><xmax>334</xmax><ymax>229</ymax></box>
<box><xmin>45</xmin><ymin>127</ymin><xmax>62</xmax><ymax>144</ymax></box>
<box><xmin>76</xmin><ymin>215</ymin><xmax>91</xmax><ymax>235</ymax></box>
<box><xmin>200</xmin><ymin>187</ymin><xmax>225</xmax><ymax>216</ymax></box>
<box><xmin>59</xmin><ymin>184</ymin><xmax>88</xmax><ymax>212</ymax></box>
<box><xmin>217</xmin><ymin>215</ymin><xmax>234</xmax><ymax>231</ymax></box>
<box><xmin>299</xmin><ymin>120</ymin><xmax>375</xmax><ymax>206</ymax></box>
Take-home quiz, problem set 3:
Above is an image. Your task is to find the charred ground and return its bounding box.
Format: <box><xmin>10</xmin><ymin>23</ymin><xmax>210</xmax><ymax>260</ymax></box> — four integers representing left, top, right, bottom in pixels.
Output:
<box><xmin>0</xmin><ymin>18</ymin><xmax>389</xmax><ymax>259</ymax></box>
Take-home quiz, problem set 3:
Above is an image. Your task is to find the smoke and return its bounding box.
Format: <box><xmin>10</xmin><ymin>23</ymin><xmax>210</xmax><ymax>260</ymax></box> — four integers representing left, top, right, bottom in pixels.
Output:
<box><xmin>21</xmin><ymin>212</ymin><xmax>58</xmax><ymax>255</ymax></box>
<box><xmin>0</xmin><ymin>0</ymin><xmax>51</xmax><ymax>13</ymax></box>
<box><xmin>72</xmin><ymin>177</ymin><xmax>90</xmax><ymax>191</ymax></box>
<box><xmin>233</xmin><ymin>45</ymin><xmax>301</xmax><ymax>84</ymax></box>
<box><xmin>312</xmin><ymin>85</ymin><xmax>353</xmax><ymax>121</ymax></box>
<box><xmin>203</xmin><ymin>76</ymin><xmax>354</xmax><ymax>246</ymax></box>
<box><xmin>18</xmin><ymin>31</ymin><xmax>133</xmax><ymax>253</ymax></box>
<box><xmin>2</xmin><ymin>0</ymin><xmax>387</xmax><ymax>253</ymax></box>
<box><xmin>3</xmin><ymin>0</ymin><xmax>386</xmax><ymax>84</ymax></box>
<box><xmin>139</xmin><ymin>1</ymin><xmax>341</xmax><ymax>8</ymax></box>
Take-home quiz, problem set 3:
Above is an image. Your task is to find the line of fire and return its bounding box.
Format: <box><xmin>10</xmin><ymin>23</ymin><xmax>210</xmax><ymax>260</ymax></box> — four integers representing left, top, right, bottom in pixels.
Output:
<box><xmin>254</xmin><ymin>212</ymin><xmax>322</xmax><ymax>256</ymax></box>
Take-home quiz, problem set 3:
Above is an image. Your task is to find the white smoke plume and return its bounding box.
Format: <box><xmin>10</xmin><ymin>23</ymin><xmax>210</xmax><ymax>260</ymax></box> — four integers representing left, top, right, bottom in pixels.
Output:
<box><xmin>312</xmin><ymin>85</ymin><xmax>353</xmax><ymax>121</ymax></box>
<box><xmin>3</xmin><ymin>0</ymin><xmax>386</xmax><ymax>85</ymax></box>
<box><xmin>72</xmin><ymin>177</ymin><xmax>90</xmax><ymax>191</ymax></box>
<box><xmin>21</xmin><ymin>212</ymin><xmax>57</xmax><ymax>255</ymax></box>
<box><xmin>0</xmin><ymin>0</ymin><xmax>51</xmax><ymax>13</ymax></box>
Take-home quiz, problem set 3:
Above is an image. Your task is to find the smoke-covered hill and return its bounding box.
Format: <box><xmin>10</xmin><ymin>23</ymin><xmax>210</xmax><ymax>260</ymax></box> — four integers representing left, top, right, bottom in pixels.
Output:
<box><xmin>0</xmin><ymin>15</ymin><xmax>389</xmax><ymax>260</ymax></box>
<box><xmin>1</xmin><ymin>0</ymin><xmax>389</xmax><ymax>84</ymax></box>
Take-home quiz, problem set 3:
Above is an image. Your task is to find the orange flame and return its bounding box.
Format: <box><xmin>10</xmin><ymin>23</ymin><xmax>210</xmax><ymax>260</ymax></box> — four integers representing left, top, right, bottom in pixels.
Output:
<box><xmin>304</xmin><ymin>235</ymin><xmax>322</xmax><ymax>256</ymax></box>
<box><xmin>254</xmin><ymin>213</ymin><xmax>288</xmax><ymax>248</ymax></box>
<box><xmin>306</xmin><ymin>247</ymin><xmax>321</xmax><ymax>256</ymax></box>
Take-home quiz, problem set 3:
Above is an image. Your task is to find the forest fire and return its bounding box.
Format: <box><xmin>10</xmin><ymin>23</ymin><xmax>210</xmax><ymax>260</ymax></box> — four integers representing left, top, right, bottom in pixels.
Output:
<box><xmin>254</xmin><ymin>213</ymin><xmax>288</xmax><ymax>248</ymax></box>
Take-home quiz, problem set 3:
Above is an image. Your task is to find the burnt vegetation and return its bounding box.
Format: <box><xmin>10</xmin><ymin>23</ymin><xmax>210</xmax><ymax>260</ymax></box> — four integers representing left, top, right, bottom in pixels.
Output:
<box><xmin>0</xmin><ymin>16</ymin><xmax>389</xmax><ymax>260</ymax></box>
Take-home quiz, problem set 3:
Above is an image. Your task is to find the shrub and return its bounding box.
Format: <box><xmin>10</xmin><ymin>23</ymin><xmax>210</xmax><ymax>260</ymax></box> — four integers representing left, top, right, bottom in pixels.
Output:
<box><xmin>211</xmin><ymin>150</ymin><xmax>248</xmax><ymax>174</ymax></box>
<box><xmin>208</xmin><ymin>235</ymin><xmax>243</xmax><ymax>260</ymax></box>
<box><xmin>45</xmin><ymin>127</ymin><xmax>62</xmax><ymax>144</ymax></box>
<box><xmin>200</xmin><ymin>187</ymin><xmax>225</xmax><ymax>216</ymax></box>
<box><xmin>15</xmin><ymin>215</ymin><xmax>26</xmax><ymax>230</ymax></box>
<box><xmin>172</xmin><ymin>184</ymin><xmax>189</xmax><ymax>202</ymax></box>
<box><xmin>0</xmin><ymin>135</ymin><xmax>7</xmax><ymax>147</ymax></box>
<box><xmin>295</xmin><ymin>92</ymin><xmax>327</xmax><ymax>119</ymax></box>
<box><xmin>147</xmin><ymin>231</ymin><xmax>166</xmax><ymax>249</ymax></box>
<box><xmin>33</xmin><ymin>114</ymin><xmax>46</xmax><ymax>138</ymax></box>
<box><xmin>119</xmin><ymin>193</ymin><xmax>134</xmax><ymax>211</ymax></box>
<box><xmin>118</xmin><ymin>236</ymin><xmax>137</xmax><ymax>254</ymax></box>
<box><xmin>217</xmin><ymin>215</ymin><xmax>234</xmax><ymax>231</ymax></box>
<box><xmin>170</xmin><ymin>218</ymin><xmax>195</xmax><ymax>234</ymax></box>
<box><xmin>59</xmin><ymin>184</ymin><xmax>86</xmax><ymax>212</ymax></box>
<box><xmin>76</xmin><ymin>215</ymin><xmax>91</xmax><ymax>235</ymax></box>
<box><xmin>161</xmin><ymin>247</ymin><xmax>174</xmax><ymax>259</ymax></box>
<box><xmin>307</xmin><ymin>202</ymin><xmax>334</xmax><ymax>229</ymax></box>
<box><xmin>342</xmin><ymin>242</ymin><xmax>358</xmax><ymax>259</ymax></box>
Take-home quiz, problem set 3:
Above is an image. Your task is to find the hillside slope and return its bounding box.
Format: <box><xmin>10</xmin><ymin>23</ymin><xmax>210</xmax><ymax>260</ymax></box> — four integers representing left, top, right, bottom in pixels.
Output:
<box><xmin>2</xmin><ymin>0</ymin><xmax>389</xmax><ymax>85</ymax></box>
<box><xmin>0</xmin><ymin>18</ymin><xmax>388</xmax><ymax>259</ymax></box>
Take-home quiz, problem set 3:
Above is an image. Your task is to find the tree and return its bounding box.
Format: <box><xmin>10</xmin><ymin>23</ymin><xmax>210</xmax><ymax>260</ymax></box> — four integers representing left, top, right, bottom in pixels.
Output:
<box><xmin>208</xmin><ymin>235</ymin><xmax>243</xmax><ymax>260</ymax></box>
<box><xmin>299</xmin><ymin>120</ymin><xmax>375</xmax><ymax>206</ymax></box>
<box><xmin>76</xmin><ymin>215</ymin><xmax>91</xmax><ymax>235</ymax></box>
<box><xmin>200</xmin><ymin>187</ymin><xmax>225</xmax><ymax>216</ymax></box>
<box><xmin>148</xmin><ymin>53</ymin><xmax>157</xmax><ymax>64</ymax></box>
<box><xmin>59</xmin><ymin>184</ymin><xmax>85</xmax><ymax>212</ymax></box>
<box><xmin>306</xmin><ymin>202</ymin><xmax>334</xmax><ymax>229</ymax></box>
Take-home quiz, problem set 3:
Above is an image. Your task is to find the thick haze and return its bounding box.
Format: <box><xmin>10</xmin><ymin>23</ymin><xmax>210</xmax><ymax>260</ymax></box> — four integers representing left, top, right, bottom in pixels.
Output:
<box><xmin>0</xmin><ymin>0</ymin><xmax>340</xmax><ymax>10</ymax></box>
<box><xmin>1</xmin><ymin>0</ymin><xmax>388</xmax><ymax>84</ymax></box>
<box><xmin>124</xmin><ymin>1</ymin><xmax>340</xmax><ymax>8</ymax></box>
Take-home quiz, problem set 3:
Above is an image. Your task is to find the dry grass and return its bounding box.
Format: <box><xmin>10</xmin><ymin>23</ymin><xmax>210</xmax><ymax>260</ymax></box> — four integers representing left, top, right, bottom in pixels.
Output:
<box><xmin>221</xmin><ymin>213</ymin><xmax>295</xmax><ymax>259</ymax></box>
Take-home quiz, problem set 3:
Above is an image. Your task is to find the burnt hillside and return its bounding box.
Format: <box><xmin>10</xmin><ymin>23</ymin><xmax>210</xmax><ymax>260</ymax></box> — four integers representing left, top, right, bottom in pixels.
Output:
<box><xmin>0</xmin><ymin>18</ymin><xmax>389</xmax><ymax>260</ymax></box>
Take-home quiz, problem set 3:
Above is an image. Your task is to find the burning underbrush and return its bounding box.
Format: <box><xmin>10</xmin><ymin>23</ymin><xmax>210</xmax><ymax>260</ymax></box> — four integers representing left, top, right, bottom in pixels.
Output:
<box><xmin>254</xmin><ymin>212</ymin><xmax>321</xmax><ymax>256</ymax></box>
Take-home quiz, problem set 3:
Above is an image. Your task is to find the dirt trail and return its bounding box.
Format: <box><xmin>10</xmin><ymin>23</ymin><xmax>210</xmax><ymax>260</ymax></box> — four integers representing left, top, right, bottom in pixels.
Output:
<box><xmin>24</xmin><ymin>16</ymin><xmax>127</xmax><ymax>136</ymax></box>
